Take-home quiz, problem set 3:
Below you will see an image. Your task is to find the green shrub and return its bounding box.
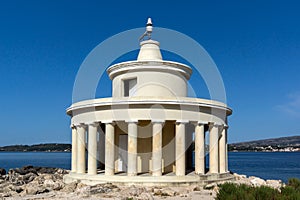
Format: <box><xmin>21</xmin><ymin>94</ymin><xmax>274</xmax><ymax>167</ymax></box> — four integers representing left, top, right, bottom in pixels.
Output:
<box><xmin>216</xmin><ymin>183</ymin><xmax>255</xmax><ymax>200</ymax></box>
<box><xmin>288</xmin><ymin>178</ymin><xmax>300</xmax><ymax>192</ymax></box>
<box><xmin>280</xmin><ymin>186</ymin><xmax>300</xmax><ymax>200</ymax></box>
<box><xmin>216</xmin><ymin>178</ymin><xmax>300</xmax><ymax>200</ymax></box>
<box><xmin>253</xmin><ymin>186</ymin><xmax>278</xmax><ymax>200</ymax></box>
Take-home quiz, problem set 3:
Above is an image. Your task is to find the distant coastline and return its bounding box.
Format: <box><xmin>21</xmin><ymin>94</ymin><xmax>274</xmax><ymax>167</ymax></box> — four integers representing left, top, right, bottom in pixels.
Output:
<box><xmin>0</xmin><ymin>135</ymin><xmax>299</xmax><ymax>152</ymax></box>
<box><xmin>229</xmin><ymin>135</ymin><xmax>300</xmax><ymax>152</ymax></box>
<box><xmin>0</xmin><ymin>143</ymin><xmax>71</xmax><ymax>152</ymax></box>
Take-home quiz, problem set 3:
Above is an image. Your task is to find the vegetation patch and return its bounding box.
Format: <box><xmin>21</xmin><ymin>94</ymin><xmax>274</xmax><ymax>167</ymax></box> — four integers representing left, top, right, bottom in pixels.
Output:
<box><xmin>216</xmin><ymin>178</ymin><xmax>300</xmax><ymax>200</ymax></box>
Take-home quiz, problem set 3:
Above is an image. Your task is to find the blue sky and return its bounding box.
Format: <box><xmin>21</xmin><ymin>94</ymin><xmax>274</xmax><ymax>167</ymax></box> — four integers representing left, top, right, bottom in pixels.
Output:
<box><xmin>0</xmin><ymin>0</ymin><xmax>299</xmax><ymax>146</ymax></box>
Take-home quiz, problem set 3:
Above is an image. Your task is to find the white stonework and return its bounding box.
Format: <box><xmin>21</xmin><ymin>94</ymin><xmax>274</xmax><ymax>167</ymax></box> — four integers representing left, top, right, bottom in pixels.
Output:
<box><xmin>65</xmin><ymin>19</ymin><xmax>233</xmax><ymax>185</ymax></box>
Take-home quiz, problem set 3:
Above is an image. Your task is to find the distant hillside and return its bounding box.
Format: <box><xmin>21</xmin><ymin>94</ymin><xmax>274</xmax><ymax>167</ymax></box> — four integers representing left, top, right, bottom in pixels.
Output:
<box><xmin>229</xmin><ymin>136</ymin><xmax>300</xmax><ymax>152</ymax></box>
<box><xmin>0</xmin><ymin>143</ymin><xmax>71</xmax><ymax>152</ymax></box>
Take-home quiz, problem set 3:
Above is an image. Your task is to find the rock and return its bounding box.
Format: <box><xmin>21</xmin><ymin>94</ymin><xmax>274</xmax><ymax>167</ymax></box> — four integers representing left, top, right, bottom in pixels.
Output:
<box><xmin>44</xmin><ymin>179</ymin><xmax>64</xmax><ymax>190</ymax></box>
<box><xmin>193</xmin><ymin>186</ymin><xmax>201</xmax><ymax>191</ymax></box>
<box><xmin>34</xmin><ymin>166</ymin><xmax>58</xmax><ymax>174</ymax></box>
<box><xmin>8</xmin><ymin>185</ymin><xmax>23</xmax><ymax>193</ymax></box>
<box><xmin>0</xmin><ymin>168</ymin><xmax>6</xmax><ymax>175</ymax></box>
<box><xmin>233</xmin><ymin>173</ymin><xmax>247</xmax><ymax>180</ymax></box>
<box><xmin>25</xmin><ymin>184</ymin><xmax>49</xmax><ymax>195</ymax></box>
<box><xmin>139</xmin><ymin>192</ymin><xmax>154</xmax><ymax>200</ymax></box>
<box><xmin>249</xmin><ymin>176</ymin><xmax>266</xmax><ymax>186</ymax></box>
<box><xmin>22</xmin><ymin>172</ymin><xmax>37</xmax><ymax>183</ymax></box>
<box><xmin>76</xmin><ymin>185</ymin><xmax>91</xmax><ymax>197</ymax></box>
<box><xmin>153</xmin><ymin>188</ymin><xmax>162</xmax><ymax>195</ymax></box>
<box><xmin>61</xmin><ymin>181</ymin><xmax>78</xmax><ymax>193</ymax></box>
<box><xmin>21</xmin><ymin>165</ymin><xmax>38</xmax><ymax>175</ymax></box>
<box><xmin>204</xmin><ymin>183</ymin><xmax>217</xmax><ymax>190</ymax></box>
<box><xmin>266</xmin><ymin>179</ymin><xmax>282</xmax><ymax>189</ymax></box>
<box><xmin>161</xmin><ymin>188</ymin><xmax>176</xmax><ymax>196</ymax></box>
<box><xmin>56</xmin><ymin>168</ymin><xmax>68</xmax><ymax>174</ymax></box>
<box><xmin>128</xmin><ymin>185</ymin><xmax>145</xmax><ymax>196</ymax></box>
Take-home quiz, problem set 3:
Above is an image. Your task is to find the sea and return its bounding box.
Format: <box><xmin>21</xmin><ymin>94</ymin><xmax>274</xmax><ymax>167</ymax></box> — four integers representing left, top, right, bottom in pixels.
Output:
<box><xmin>0</xmin><ymin>152</ymin><xmax>299</xmax><ymax>183</ymax></box>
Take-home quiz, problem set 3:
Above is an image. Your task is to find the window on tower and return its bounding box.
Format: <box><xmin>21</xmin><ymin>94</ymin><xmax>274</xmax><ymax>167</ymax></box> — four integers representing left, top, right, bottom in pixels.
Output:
<box><xmin>123</xmin><ymin>78</ymin><xmax>137</xmax><ymax>97</ymax></box>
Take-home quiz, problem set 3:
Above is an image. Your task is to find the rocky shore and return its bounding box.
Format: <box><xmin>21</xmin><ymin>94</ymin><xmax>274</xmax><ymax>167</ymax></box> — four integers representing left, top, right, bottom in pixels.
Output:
<box><xmin>0</xmin><ymin>166</ymin><xmax>284</xmax><ymax>200</ymax></box>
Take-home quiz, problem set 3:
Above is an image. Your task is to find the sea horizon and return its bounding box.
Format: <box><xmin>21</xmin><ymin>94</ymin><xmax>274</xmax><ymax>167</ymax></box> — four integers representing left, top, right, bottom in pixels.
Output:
<box><xmin>1</xmin><ymin>151</ymin><xmax>299</xmax><ymax>183</ymax></box>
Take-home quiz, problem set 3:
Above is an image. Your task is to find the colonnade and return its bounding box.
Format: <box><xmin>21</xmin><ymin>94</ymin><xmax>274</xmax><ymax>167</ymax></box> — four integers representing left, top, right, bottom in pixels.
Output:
<box><xmin>70</xmin><ymin>120</ymin><xmax>228</xmax><ymax>176</ymax></box>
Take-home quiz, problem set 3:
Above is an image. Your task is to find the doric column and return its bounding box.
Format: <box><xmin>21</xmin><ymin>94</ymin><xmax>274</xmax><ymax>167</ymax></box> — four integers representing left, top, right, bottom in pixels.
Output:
<box><xmin>152</xmin><ymin>120</ymin><xmax>163</xmax><ymax>176</ymax></box>
<box><xmin>194</xmin><ymin>122</ymin><xmax>206</xmax><ymax>174</ymax></box>
<box><xmin>87</xmin><ymin>122</ymin><xmax>99</xmax><ymax>175</ymax></box>
<box><xmin>77</xmin><ymin>124</ymin><xmax>87</xmax><ymax>174</ymax></box>
<box><xmin>225</xmin><ymin>125</ymin><xmax>229</xmax><ymax>172</ymax></box>
<box><xmin>71</xmin><ymin>125</ymin><xmax>77</xmax><ymax>173</ymax></box>
<box><xmin>175</xmin><ymin>121</ymin><xmax>187</xmax><ymax>176</ymax></box>
<box><xmin>127</xmin><ymin>121</ymin><xmax>138</xmax><ymax>176</ymax></box>
<box><xmin>219</xmin><ymin>125</ymin><xmax>226</xmax><ymax>173</ymax></box>
<box><xmin>105</xmin><ymin>121</ymin><xmax>115</xmax><ymax>176</ymax></box>
<box><xmin>209</xmin><ymin>123</ymin><xmax>219</xmax><ymax>174</ymax></box>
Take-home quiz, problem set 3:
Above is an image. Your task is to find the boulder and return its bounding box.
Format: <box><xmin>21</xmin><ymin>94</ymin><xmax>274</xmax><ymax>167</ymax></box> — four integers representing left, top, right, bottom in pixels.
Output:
<box><xmin>25</xmin><ymin>184</ymin><xmax>49</xmax><ymax>195</ymax></box>
<box><xmin>193</xmin><ymin>186</ymin><xmax>201</xmax><ymax>191</ymax></box>
<box><xmin>44</xmin><ymin>179</ymin><xmax>64</xmax><ymax>191</ymax></box>
<box><xmin>61</xmin><ymin>181</ymin><xmax>78</xmax><ymax>193</ymax></box>
<box><xmin>161</xmin><ymin>188</ymin><xmax>176</xmax><ymax>196</ymax></box>
<box><xmin>204</xmin><ymin>183</ymin><xmax>217</xmax><ymax>190</ymax></box>
<box><xmin>233</xmin><ymin>173</ymin><xmax>247</xmax><ymax>180</ymax></box>
<box><xmin>153</xmin><ymin>188</ymin><xmax>162</xmax><ymax>196</ymax></box>
<box><xmin>266</xmin><ymin>179</ymin><xmax>282</xmax><ymax>189</ymax></box>
<box><xmin>22</xmin><ymin>172</ymin><xmax>37</xmax><ymax>183</ymax></box>
<box><xmin>0</xmin><ymin>168</ymin><xmax>6</xmax><ymax>175</ymax></box>
<box><xmin>249</xmin><ymin>176</ymin><xmax>266</xmax><ymax>186</ymax></box>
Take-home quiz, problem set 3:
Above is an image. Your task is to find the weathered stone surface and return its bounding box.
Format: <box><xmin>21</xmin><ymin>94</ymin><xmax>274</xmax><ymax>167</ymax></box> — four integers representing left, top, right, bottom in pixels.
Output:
<box><xmin>0</xmin><ymin>167</ymin><xmax>287</xmax><ymax>200</ymax></box>
<box><xmin>266</xmin><ymin>179</ymin><xmax>283</xmax><ymax>190</ymax></box>
<box><xmin>0</xmin><ymin>168</ymin><xmax>6</xmax><ymax>175</ymax></box>
<box><xmin>204</xmin><ymin>182</ymin><xmax>217</xmax><ymax>190</ymax></box>
<box><xmin>153</xmin><ymin>188</ymin><xmax>162</xmax><ymax>196</ymax></box>
<box><xmin>161</xmin><ymin>188</ymin><xmax>176</xmax><ymax>196</ymax></box>
<box><xmin>60</xmin><ymin>180</ymin><xmax>78</xmax><ymax>193</ymax></box>
<box><xmin>193</xmin><ymin>186</ymin><xmax>201</xmax><ymax>191</ymax></box>
<box><xmin>249</xmin><ymin>176</ymin><xmax>266</xmax><ymax>186</ymax></box>
<box><xmin>25</xmin><ymin>183</ymin><xmax>49</xmax><ymax>195</ymax></box>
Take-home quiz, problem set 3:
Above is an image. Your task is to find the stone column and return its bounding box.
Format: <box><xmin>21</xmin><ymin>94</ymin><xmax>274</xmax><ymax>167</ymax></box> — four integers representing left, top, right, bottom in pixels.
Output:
<box><xmin>127</xmin><ymin>121</ymin><xmax>138</xmax><ymax>176</ymax></box>
<box><xmin>225</xmin><ymin>125</ymin><xmax>229</xmax><ymax>172</ymax></box>
<box><xmin>71</xmin><ymin>125</ymin><xmax>77</xmax><ymax>173</ymax></box>
<box><xmin>219</xmin><ymin>125</ymin><xmax>226</xmax><ymax>173</ymax></box>
<box><xmin>152</xmin><ymin>121</ymin><xmax>163</xmax><ymax>176</ymax></box>
<box><xmin>209</xmin><ymin>123</ymin><xmax>219</xmax><ymax>174</ymax></box>
<box><xmin>175</xmin><ymin>121</ymin><xmax>187</xmax><ymax>176</ymax></box>
<box><xmin>77</xmin><ymin>124</ymin><xmax>87</xmax><ymax>174</ymax></box>
<box><xmin>194</xmin><ymin>122</ymin><xmax>205</xmax><ymax>174</ymax></box>
<box><xmin>87</xmin><ymin>122</ymin><xmax>99</xmax><ymax>175</ymax></box>
<box><xmin>105</xmin><ymin>122</ymin><xmax>115</xmax><ymax>176</ymax></box>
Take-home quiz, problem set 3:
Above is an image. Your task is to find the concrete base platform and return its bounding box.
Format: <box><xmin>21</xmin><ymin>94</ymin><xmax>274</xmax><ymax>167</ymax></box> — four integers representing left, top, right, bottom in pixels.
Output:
<box><xmin>63</xmin><ymin>171</ymin><xmax>235</xmax><ymax>186</ymax></box>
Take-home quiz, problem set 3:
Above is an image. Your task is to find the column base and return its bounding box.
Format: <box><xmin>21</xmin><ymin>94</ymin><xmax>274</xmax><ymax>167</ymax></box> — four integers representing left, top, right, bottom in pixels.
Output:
<box><xmin>64</xmin><ymin>171</ymin><xmax>234</xmax><ymax>186</ymax></box>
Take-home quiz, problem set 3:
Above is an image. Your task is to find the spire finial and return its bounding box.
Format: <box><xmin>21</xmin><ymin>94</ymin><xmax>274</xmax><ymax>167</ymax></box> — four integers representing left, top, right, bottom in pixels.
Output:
<box><xmin>139</xmin><ymin>18</ymin><xmax>153</xmax><ymax>41</ymax></box>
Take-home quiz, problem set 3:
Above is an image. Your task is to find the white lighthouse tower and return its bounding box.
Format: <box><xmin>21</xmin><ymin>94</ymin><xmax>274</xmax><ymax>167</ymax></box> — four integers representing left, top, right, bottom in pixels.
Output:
<box><xmin>64</xmin><ymin>18</ymin><xmax>233</xmax><ymax>185</ymax></box>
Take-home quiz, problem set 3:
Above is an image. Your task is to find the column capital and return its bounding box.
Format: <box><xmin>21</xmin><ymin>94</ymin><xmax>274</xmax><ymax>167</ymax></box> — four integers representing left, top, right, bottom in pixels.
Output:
<box><xmin>192</xmin><ymin>121</ymin><xmax>208</xmax><ymax>126</ymax></box>
<box><xmin>209</xmin><ymin>122</ymin><xmax>222</xmax><ymax>128</ymax></box>
<box><xmin>125</xmin><ymin>120</ymin><xmax>138</xmax><ymax>124</ymax></box>
<box><xmin>176</xmin><ymin>120</ymin><xmax>189</xmax><ymax>124</ymax></box>
<box><xmin>151</xmin><ymin>120</ymin><xmax>165</xmax><ymax>124</ymax></box>
<box><xmin>70</xmin><ymin>124</ymin><xmax>76</xmax><ymax>129</ymax></box>
<box><xmin>86</xmin><ymin>121</ymin><xmax>99</xmax><ymax>127</ymax></box>
<box><xmin>75</xmin><ymin>123</ymin><xmax>87</xmax><ymax>128</ymax></box>
<box><xmin>102</xmin><ymin>120</ymin><xmax>115</xmax><ymax>125</ymax></box>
